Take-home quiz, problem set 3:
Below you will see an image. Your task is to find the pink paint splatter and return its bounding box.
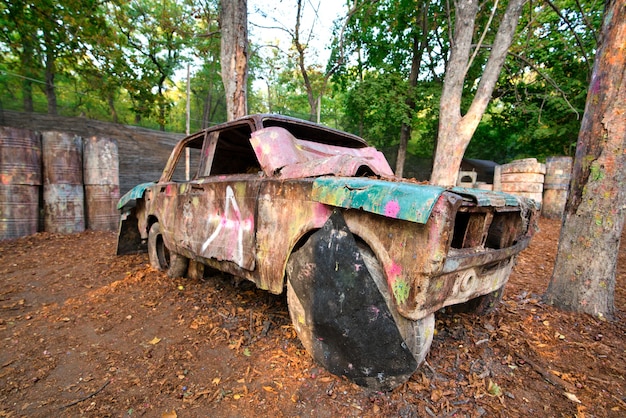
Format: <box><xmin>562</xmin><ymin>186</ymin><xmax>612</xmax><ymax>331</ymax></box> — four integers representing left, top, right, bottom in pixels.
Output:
<box><xmin>386</xmin><ymin>261</ymin><xmax>402</xmax><ymax>283</ymax></box>
<box><xmin>384</xmin><ymin>200</ymin><xmax>401</xmax><ymax>218</ymax></box>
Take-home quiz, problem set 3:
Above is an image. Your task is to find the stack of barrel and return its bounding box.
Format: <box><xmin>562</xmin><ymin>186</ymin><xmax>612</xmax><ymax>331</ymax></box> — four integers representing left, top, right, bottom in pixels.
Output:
<box><xmin>84</xmin><ymin>136</ymin><xmax>120</xmax><ymax>231</ymax></box>
<box><xmin>497</xmin><ymin>158</ymin><xmax>546</xmax><ymax>207</ymax></box>
<box><xmin>1</xmin><ymin>128</ymin><xmax>121</xmax><ymax>240</ymax></box>
<box><xmin>0</xmin><ymin>127</ymin><xmax>41</xmax><ymax>239</ymax></box>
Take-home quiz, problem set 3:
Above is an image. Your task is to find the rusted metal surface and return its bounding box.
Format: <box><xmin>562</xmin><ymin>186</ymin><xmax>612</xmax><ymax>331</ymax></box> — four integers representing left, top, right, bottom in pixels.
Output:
<box><xmin>116</xmin><ymin>114</ymin><xmax>539</xmax><ymax>388</ymax></box>
<box><xmin>250</xmin><ymin>127</ymin><xmax>394</xmax><ymax>178</ymax></box>
<box><xmin>83</xmin><ymin>136</ymin><xmax>120</xmax><ymax>231</ymax></box>
<box><xmin>84</xmin><ymin>136</ymin><xmax>119</xmax><ymax>186</ymax></box>
<box><xmin>85</xmin><ymin>184</ymin><xmax>120</xmax><ymax>231</ymax></box>
<box><xmin>42</xmin><ymin>131</ymin><xmax>83</xmax><ymax>186</ymax></box>
<box><xmin>43</xmin><ymin>183</ymin><xmax>85</xmax><ymax>234</ymax></box>
<box><xmin>0</xmin><ymin>184</ymin><xmax>40</xmax><ymax>239</ymax></box>
<box><xmin>0</xmin><ymin>127</ymin><xmax>41</xmax><ymax>186</ymax></box>
<box><xmin>0</xmin><ymin>127</ymin><xmax>42</xmax><ymax>239</ymax></box>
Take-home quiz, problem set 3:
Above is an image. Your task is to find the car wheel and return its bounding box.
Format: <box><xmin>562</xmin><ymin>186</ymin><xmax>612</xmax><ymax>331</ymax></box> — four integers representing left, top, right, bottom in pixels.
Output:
<box><xmin>148</xmin><ymin>222</ymin><xmax>188</xmax><ymax>278</ymax></box>
<box><xmin>286</xmin><ymin>231</ymin><xmax>435</xmax><ymax>391</ymax></box>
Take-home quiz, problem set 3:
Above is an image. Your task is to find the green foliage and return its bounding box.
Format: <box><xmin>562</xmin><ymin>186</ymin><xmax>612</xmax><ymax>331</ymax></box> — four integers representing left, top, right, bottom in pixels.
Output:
<box><xmin>0</xmin><ymin>0</ymin><xmax>605</xmax><ymax>151</ymax></box>
<box><xmin>333</xmin><ymin>0</ymin><xmax>602</xmax><ymax>163</ymax></box>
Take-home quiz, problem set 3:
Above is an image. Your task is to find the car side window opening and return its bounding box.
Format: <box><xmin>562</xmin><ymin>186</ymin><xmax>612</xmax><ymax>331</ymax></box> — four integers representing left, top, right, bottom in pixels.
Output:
<box><xmin>201</xmin><ymin>123</ymin><xmax>261</xmax><ymax>177</ymax></box>
<box><xmin>170</xmin><ymin>136</ymin><xmax>204</xmax><ymax>182</ymax></box>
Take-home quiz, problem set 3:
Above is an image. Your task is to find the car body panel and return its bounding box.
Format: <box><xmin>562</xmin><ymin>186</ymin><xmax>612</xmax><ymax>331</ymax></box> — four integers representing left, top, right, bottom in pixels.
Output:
<box><xmin>312</xmin><ymin>177</ymin><xmax>445</xmax><ymax>224</ymax></box>
<box><xmin>250</xmin><ymin>126</ymin><xmax>394</xmax><ymax>179</ymax></box>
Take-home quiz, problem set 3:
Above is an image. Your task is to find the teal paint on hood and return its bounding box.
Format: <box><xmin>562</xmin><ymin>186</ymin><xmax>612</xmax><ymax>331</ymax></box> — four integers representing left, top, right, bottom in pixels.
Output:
<box><xmin>312</xmin><ymin>178</ymin><xmax>445</xmax><ymax>224</ymax></box>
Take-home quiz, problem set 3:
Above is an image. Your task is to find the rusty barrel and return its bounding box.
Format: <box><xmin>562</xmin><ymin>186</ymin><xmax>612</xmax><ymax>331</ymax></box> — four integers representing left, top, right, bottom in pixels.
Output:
<box><xmin>0</xmin><ymin>127</ymin><xmax>41</xmax><ymax>239</ymax></box>
<box><xmin>499</xmin><ymin>158</ymin><xmax>546</xmax><ymax>206</ymax></box>
<box><xmin>84</xmin><ymin>184</ymin><xmax>120</xmax><ymax>231</ymax></box>
<box><xmin>43</xmin><ymin>184</ymin><xmax>85</xmax><ymax>234</ymax></box>
<box><xmin>42</xmin><ymin>131</ymin><xmax>85</xmax><ymax>233</ymax></box>
<box><xmin>83</xmin><ymin>136</ymin><xmax>120</xmax><ymax>231</ymax></box>
<box><xmin>542</xmin><ymin>156</ymin><xmax>573</xmax><ymax>219</ymax></box>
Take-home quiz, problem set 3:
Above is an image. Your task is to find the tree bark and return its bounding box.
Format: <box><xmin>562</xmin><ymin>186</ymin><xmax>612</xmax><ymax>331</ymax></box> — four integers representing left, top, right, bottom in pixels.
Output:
<box><xmin>44</xmin><ymin>32</ymin><xmax>58</xmax><ymax>115</ymax></box>
<box><xmin>543</xmin><ymin>0</ymin><xmax>625</xmax><ymax>319</ymax></box>
<box><xmin>220</xmin><ymin>0</ymin><xmax>248</xmax><ymax>121</ymax></box>
<box><xmin>430</xmin><ymin>0</ymin><xmax>526</xmax><ymax>187</ymax></box>
<box><xmin>396</xmin><ymin>4</ymin><xmax>429</xmax><ymax>178</ymax></box>
<box><xmin>21</xmin><ymin>37</ymin><xmax>35</xmax><ymax>113</ymax></box>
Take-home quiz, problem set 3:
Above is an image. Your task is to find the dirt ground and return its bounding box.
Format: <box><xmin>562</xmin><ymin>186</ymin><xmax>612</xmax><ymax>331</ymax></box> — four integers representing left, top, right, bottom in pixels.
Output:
<box><xmin>1</xmin><ymin>217</ymin><xmax>625</xmax><ymax>417</ymax></box>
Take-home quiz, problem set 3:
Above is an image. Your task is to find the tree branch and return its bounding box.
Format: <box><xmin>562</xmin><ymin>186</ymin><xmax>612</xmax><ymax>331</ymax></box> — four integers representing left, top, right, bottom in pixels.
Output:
<box><xmin>543</xmin><ymin>0</ymin><xmax>592</xmax><ymax>75</ymax></box>
<box><xmin>465</xmin><ymin>0</ymin><xmax>499</xmax><ymax>74</ymax></box>
<box><xmin>507</xmin><ymin>49</ymin><xmax>580</xmax><ymax>119</ymax></box>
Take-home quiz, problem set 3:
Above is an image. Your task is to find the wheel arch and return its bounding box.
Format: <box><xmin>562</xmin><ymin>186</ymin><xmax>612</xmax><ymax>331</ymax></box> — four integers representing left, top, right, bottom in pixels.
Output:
<box><xmin>281</xmin><ymin>211</ymin><xmax>395</xmax><ymax>298</ymax></box>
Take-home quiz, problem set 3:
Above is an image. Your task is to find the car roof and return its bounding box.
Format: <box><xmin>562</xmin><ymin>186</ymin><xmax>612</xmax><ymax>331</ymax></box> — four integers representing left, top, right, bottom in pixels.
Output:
<box><xmin>201</xmin><ymin>114</ymin><xmax>369</xmax><ymax>149</ymax></box>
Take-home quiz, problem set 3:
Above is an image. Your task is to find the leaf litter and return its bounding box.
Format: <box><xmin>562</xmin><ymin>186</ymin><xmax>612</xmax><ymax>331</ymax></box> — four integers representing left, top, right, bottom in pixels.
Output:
<box><xmin>0</xmin><ymin>219</ymin><xmax>624</xmax><ymax>416</ymax></box>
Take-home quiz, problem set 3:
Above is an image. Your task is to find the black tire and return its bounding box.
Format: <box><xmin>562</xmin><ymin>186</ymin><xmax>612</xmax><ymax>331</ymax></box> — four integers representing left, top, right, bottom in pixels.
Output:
<box><xmin>147</xmin><ymin>222</ymin><xmax>188</xmax><ymax>278</ymax></box>
<box><xmin>286</xmin><ymin>240</ymin><xmax>435</xmax><ymax>391</ymax></box>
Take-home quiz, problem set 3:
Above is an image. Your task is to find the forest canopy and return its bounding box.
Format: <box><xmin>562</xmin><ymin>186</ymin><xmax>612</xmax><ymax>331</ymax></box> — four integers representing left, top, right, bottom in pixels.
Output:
<box><xmin>0</xmin><ymin>0</ymin><xmax>603</xmax><ymax>164</ymax></box>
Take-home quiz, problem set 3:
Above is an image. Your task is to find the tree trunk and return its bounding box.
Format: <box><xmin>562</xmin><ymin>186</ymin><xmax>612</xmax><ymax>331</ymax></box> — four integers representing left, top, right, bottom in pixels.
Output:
<box><xmin>396</xmin><ymin>6</ymin><xmax>429</xmax><ymax>178</ymax></box>
<box><xmin>430</xmin><ymin>0</ymin><xmax>526</xmax><ymax>187</ymax></box>
<box><xmin>107</xmin><ymin>93</ymin><xmax>118</xmax><ymax>124</ymax></box>
<box><xmin>21</xmin><ymin>38</ymin><xmax>35</xmax><ymax>113</ymax></box>
<box><xmin>44</xmin><ymin>33</ymin><xmax>57</xmax><ymax>115</ymax></box>
<box><xmin>543</xmin><ymin>0</ymin><xmax>625</xmax><ymax>319</ymax></box>
<box><xmin>220</xmin><ymin>0</ymin><xmax>248</xmax><ymax>121</ymax></box>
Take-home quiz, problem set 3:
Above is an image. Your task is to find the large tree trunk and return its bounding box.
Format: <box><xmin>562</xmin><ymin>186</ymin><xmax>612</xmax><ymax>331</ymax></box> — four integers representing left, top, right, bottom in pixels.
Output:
<box><xmin>220</xmin><ymin>0</ymin><xmax>248</xmax><ymax>121</ymax></box>
<box><xmin>430</xmin><ymin>0</ymin><xmax>526</xmax><ymax>187</ymax></box>
<box><xmin>543</xmin><ymin>0</ymin><xmax>625</xmax><ymax>319</ymax></box>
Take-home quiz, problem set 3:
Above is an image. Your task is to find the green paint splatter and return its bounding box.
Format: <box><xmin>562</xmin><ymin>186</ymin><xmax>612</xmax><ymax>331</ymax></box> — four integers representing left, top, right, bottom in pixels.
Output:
<box><xmin>393</xmin><ymin>280</ymin><xmax>410</xmax><ymax>305</ymax></box>
<box><xmin>590</xmin><ymin>163</ymin><xmax>604</xmax><ymax>181</ymax></box>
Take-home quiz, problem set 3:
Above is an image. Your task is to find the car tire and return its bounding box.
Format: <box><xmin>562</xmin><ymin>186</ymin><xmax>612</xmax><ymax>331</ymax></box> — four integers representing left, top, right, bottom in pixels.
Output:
<box><xmin>286</xmin><ymin>239</ymin><xmax>435</xmax><ymax>391</ymax></box>
<box><xmin>148</xmin><ymin>222</ymin><xmax>188</xmax><ymax>278</ymax></box>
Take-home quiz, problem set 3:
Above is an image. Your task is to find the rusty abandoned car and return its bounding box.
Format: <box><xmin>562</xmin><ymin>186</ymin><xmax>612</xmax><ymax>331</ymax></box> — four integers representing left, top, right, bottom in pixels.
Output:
<box><xmin>116</xmin><ymin>114</ymin><xmax>539</xmax><ymax>390</ymax></box>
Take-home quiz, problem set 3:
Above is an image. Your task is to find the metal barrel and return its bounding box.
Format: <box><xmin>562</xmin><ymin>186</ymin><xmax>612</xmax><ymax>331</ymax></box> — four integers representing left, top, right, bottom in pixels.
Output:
<box><xmin>85</xmin><ymin>184</ymin><xmax>120</xmax><ymax>231</ymax></box>
<box><xmin>43</xmin><ymin>183</ymin><xmax>85</xmax><ymax>234</ymax></box>
<box><xmin>0</xmin><ymin>127</ymin><xmax>42</xmax><ymax>239</ymax></box>
<box><xmin>499</xmin><ymin>158</ymin><xmax>546</xmax><ymax>206</ymax></box>
<box><xmin>0</xmin><ymin>184</ymin><xmax>40</xmax><ymax>239</ymax></box>
<box><xmin>83</xmin><ymin>136</ymin><xmax>120</xmax><ymax>231</ymax></box>
<box><xmin>83</xmin><ymin>136</ymin><xmax>119</xmax><ymax>185</ymax></box>
<box><xmin>542</xmin><ymin>156</ymin><xmax>573</xmax><ymax>219</ymax></box>
<box><xmin>42</xmin><ymin>131</ymin><xmax>83</xmax><ymax>185</ymax></box>
<box><xmin>41</xmin><ymin>131</ymin><xmax>84</xmax><ymax>233</ymax></box>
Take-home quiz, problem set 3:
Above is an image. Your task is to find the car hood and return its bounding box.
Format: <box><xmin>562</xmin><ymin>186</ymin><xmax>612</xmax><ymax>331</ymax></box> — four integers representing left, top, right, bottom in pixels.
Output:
<box><xmin>312</xmin><ymin>178</ymin><xmax>536</xmax><ymax>224</ymax></box>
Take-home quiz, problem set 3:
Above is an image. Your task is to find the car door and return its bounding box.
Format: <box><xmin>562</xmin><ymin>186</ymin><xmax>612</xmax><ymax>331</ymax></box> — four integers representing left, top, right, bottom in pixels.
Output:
<box><xmin>177</xmin><ymin>122</ymin><xmax>262</xmax><ymax>271</ymax></box>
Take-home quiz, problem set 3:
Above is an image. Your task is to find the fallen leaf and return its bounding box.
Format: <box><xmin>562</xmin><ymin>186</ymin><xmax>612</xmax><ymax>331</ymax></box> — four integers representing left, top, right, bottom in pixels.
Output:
<box><xmin>148</xmin><ymin>337</ymin><xmax>161</xmax><ymax>345</ymax></box>
<box><xmin>564</xmin><ymin>392</ymin><xmax>582</xmax><ymax>403</ymax></box>
<box><xmin>488</xmin><ymin>379</ymin><xmax>502</xmax><ymax>397</ymax></box>
<box><xmin>161</xmin><ymin>410</ymin><xmax>177</xmax><ymax>418</ymax></box>
<box><xmin>263</xmin><ymin>386</ymin><xmax>277</xmax><ymax>394</ymax></box>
